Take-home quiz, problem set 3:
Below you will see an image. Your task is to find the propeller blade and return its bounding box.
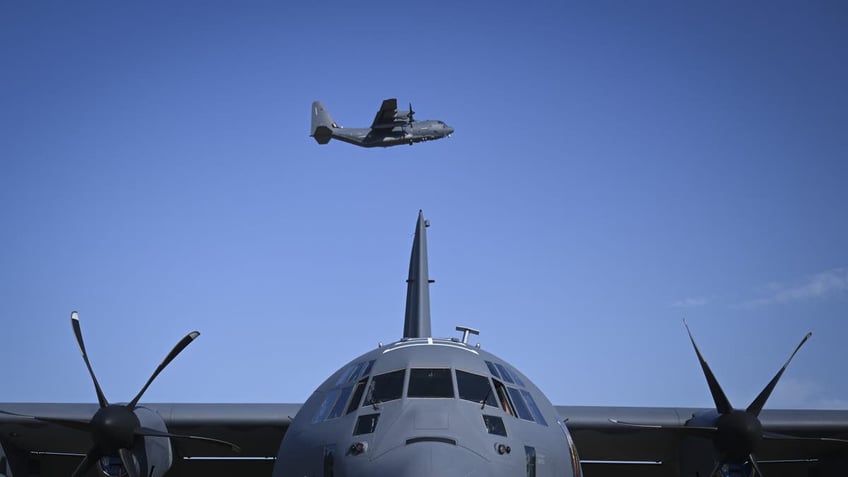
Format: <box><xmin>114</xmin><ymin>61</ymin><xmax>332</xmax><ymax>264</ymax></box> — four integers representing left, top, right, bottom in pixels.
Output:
<box><xmin>749</xmin><ymin>454</ymin><xmax>764</xmax><ymax>477</ymax></box>
<box><xmin>118</xmin><ymin>447</ymin><xmax>142</xmax><ymax>477</ymax></box>
<box><xmin>137</xmin><ymin>427</ymin><xmax>242</xmax><ymax>453</ymax></box>
<box><xmin>71</xmin><ymin>311</ymin><xmax>110</xmax><ymax>408</ymax></box>
<box><xmin>71</xmin><ymin>446</ymin><xmax>101</xmax><ymax>477</ymax></box>
<box><xmin>746</xmin><ymin>332</ymin><xmax>812</xmax><ymax>417</ymax></box>
<box><xmin>685</xmin><ymin>320</ymin><xmax>733</xmax><ymax>414</ymax></box>
<box><xmin>0</xmin><ymin>409</ymin><xmax>92</xmax><ymax>433</ymax></box>
<box><xmin>763</xmin><ymin>431</ymin><xmax>848</xmax><ymax>445</ymax></box>
<box><xmin>408</xmin><ymin>102</ymin><xmax>414</xmax><ymax>122</ymax></box>
<box><xmin>128</xmin><ymin>331</ymin><xmax>200</xmax><ymax>409</ymax></box>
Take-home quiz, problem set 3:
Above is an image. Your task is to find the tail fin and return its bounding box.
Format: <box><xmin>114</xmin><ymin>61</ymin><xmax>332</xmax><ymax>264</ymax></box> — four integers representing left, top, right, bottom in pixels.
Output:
<box><xmin>310</xmin><ymin>101</ymin><xmax>337</xmax><ymax>144</ymax></box>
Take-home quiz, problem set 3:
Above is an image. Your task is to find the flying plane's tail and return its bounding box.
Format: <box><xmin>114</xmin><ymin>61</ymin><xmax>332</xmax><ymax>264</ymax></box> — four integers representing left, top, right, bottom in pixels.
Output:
<box><xmin>310</xmin><ymin>101</ymin><xmax>337</xmax><ymax>145</ymax></box>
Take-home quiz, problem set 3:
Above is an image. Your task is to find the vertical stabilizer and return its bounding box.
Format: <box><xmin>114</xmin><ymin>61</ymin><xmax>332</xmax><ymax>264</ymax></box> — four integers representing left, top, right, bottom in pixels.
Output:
<box><xmin>403</xmin><ymin>210</ymin><xmax>432</xmax><ymax>338</ymax></box>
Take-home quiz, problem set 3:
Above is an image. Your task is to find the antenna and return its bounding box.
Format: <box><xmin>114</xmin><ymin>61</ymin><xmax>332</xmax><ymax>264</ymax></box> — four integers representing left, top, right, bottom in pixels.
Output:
<box><xmin>456</xmin><ymin>326</ymin><xmax>480</xmax><ymax>344</ymax></box>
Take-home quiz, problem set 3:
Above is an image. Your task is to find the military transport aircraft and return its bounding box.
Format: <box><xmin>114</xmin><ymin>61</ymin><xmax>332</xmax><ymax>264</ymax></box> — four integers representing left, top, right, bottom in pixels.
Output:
<box><xmin>2</xmin><ymin>211</ymin><xmax>848</xmax><ymax>477</ymax></box>
<box><xmin>310</xmin><ymin>99</ymin><xmax>453</xmax><ymax>147</ymax></box>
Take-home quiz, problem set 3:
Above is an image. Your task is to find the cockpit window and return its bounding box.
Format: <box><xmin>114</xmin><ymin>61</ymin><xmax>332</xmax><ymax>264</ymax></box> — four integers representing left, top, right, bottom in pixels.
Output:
<box><xmin>495</xmin><ymin>363</ymin><xmax>515</xmax><ymax>384</ymax></box>
<box><xmin>334</xmin><ymin>359</ymin><xmax>376</xmax><ymax>386</ymax></box>
<box><xmin>485</xmin><ymin>361</ymin><xmax>501</xmax><ymax>379</ymax></box>
<box><xmin>520</xmin><ymin>389</ymin><xmax>547</xmax><ymax>426</ymax></box>
<box><xmin>327</xmin><ymin>385</ymin><xmax>354</xmax><ymax>419</ymax></box>
<box><xmin>408</xmin><ymin>368</ymin><xmax>454</xmax><ymax>398</ymax></box>
<box><xmin>364</xmin><ymin>369</ymin><xmax>405</xmax><ymax>406</ymax></box>
<box><xmin>507</xmin><ymin>387</ymin><xmax>535</xmax><ymax>422</ymax></box>
<box><xmin>312</xmin><ymin>388</ymin><xmax>341</xmax><ymax>423</ymax></box>
<box><xmin>456</xmin><ymin>370</ymin><xmax>498</xmax><ymax>407</ymax></box>
<box><xmin>346</xmin><ymin>377</ymin><xmax>368</xmax><ymax>414</ymax></box>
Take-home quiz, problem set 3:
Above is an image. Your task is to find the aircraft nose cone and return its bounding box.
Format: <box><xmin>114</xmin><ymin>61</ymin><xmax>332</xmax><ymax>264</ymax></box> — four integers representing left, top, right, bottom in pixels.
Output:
<box><xmin>444</xmin><ymin>126</ymin><xmax>454</xmax><ymax>136</ymax></box>
<box><xmin>369</xmin><ymin>440</ymin><xmax>489</xmax><ymax>477</ymax></box>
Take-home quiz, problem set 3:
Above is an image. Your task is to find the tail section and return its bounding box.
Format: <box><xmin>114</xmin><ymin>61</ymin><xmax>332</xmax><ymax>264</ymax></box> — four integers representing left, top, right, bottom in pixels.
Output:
<box><xmin>310</xmin><ymin>101</ymin><xmax>337</xmax><ymax>145</ymax></box>
<box><xmin>403</xmin><ymin>210</ymin><xmax>432</xmax><ymax>339</ymax></box>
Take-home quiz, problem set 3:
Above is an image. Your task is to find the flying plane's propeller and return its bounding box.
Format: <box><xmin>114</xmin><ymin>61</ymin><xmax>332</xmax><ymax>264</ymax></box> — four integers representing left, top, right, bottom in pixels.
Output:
<box><xmin>408</xmin><ymin>102</ymin><xmax>415</xmax><ymax>122</ymax></box>
<box><xmin>7</xmin><ymin>311</ymin><xmax>239</xmax><ymax>477</ymax></box>
<box><xmin>611</xmin><ymin>322</ymin><xmax>848</xmax><ymax>477</ymax></box>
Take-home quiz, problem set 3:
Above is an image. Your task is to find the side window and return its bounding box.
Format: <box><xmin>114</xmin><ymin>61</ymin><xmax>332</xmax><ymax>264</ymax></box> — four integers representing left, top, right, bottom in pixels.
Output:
<box><xmin>353</xmin><ymin>413</ymin><xmax>380</xmax><ymax>435</ymax></box>
<box><xmin>456</xmin><ymin>370</ymin><xmax>498</xmax><ymax>407</ymax></box>
<box><xmin>408</xmin><ymin>368</ymin><xmax>454</xmax><ymax>398</ymax></box>
<box><xmin>482</xmin><ymin>414</ymin><xmax>507</xmax><ymax>436</ymax></box>
<box><xmin>364</xmin><ymin>369</ymin><xmax>405</xmax><ymax>406</ymax></box>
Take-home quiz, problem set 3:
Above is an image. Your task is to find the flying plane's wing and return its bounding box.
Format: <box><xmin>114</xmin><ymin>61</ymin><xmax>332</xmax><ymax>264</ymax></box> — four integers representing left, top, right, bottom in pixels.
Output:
<box><xmin>558</xmin><ymin>405</ymin><xmax>848</xmax><ymax>477</ymax></box>
<box><xmin>0</xmin><ymin>403</ymin><xmax>298</xmax><ymax>477</ymax></box>
<box><xmin>371</xmin><ymin>98</ymin><xmax>400</xmax><ymax>129</ymax></box>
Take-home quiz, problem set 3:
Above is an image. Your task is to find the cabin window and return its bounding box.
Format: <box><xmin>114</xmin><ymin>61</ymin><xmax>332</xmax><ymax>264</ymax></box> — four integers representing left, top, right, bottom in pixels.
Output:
<box><xmin>364</xmin><ymin>369</ymin><xmax>405</xmax><ymax>406</ymax></box>
<box><xmin>507</xmin><ymin>387</ymin><xmax>535</xmax><ymax>422</ymax></box>
<box><xmin>408</xmin><ymin>368</ymin><xmax>454</xmax><ymax>398</ymax></box>
<box><xmin>456</xmin><ymin>370</ymin><xmax>498</xmax><ymax>407</ymax></box>
<box><xmin>520</xmin><ymin>389</ymin><xmax>547</xmax><ymax>426</ymax></box>
<box><xmin>353</xmin><ymin>413</ymin><xmax>380</xmax><ymax>435</ymax></box>
<box><xmin>482</xmin><ymin>414</ymin><xmax>507</xmax><ymax>436</ymax></box>
<box><xmin>346</xmin><ymin>378</ymin><xmax>368</xmax><ymax>414</ymax></box>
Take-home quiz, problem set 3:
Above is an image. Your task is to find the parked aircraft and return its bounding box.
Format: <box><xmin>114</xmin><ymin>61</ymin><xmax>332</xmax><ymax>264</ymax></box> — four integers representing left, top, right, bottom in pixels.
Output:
<box><xmin>2</xmin><ymin>211</ymin><xmax>848</xmax><ymax>477</ymax></box>
<box><xmin>310</xmin><ymin>99</ymin><xmax>453</xmax><ymax>147</ymax></box>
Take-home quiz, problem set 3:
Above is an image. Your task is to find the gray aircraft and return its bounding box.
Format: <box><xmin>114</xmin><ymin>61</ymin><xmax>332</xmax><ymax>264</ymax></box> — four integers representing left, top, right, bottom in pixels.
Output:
<box><xmin>310</xmin><ymin>99</ymin><xmax>453</xmax><ymax>147</ymax></box>
<box><xmin>2</xmin><ymin>211</ymin><xmax>848</xmax><ymax>477</ymax></box>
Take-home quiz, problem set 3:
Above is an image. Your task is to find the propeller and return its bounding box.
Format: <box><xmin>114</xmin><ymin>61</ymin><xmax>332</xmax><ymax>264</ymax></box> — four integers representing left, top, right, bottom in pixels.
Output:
<box><xmin>19</xmin><ymin>311</ymin><xmax>239</xmax><ymax>477</ymax></box>
<box><xmin>611</xmin><ymin>321</ymin><xmax>848</xmax><ymax>477</ymax></box>
<box><xmin>684</xmin><ymin>321</ymin><xmax>812</xmax><ymax>476</ymax></box>
<box><xmin>408</xmin><ymin>102</ymin><xmax>415</xmax><ymax>122</ymax></box>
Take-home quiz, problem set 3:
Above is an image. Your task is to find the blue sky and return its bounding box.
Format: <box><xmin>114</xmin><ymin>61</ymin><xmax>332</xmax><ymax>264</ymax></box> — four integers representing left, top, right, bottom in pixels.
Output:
<box><xmin>1</xmin><ymin>2</ymin><xmax>846</xmax><ymax>411</ymax></box>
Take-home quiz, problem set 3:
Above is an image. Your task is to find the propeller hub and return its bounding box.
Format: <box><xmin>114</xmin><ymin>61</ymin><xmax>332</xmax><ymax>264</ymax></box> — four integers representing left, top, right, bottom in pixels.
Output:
<box><xmin>91</xmin><ymin>405</ymin><xmax>140</xmax><ymax>453</ymax></box>
<box><xmin>714</xmin><ymin>410</ymin><xmax>763</xmax><ymax>462</ymax></box>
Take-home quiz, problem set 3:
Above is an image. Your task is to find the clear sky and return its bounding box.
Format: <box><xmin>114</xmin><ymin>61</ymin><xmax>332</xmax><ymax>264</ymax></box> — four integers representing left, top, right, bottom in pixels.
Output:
<box><xmin>1</xmin><ymin>1</ymin><xmax>846</xmax><ymax>411</ymax></box>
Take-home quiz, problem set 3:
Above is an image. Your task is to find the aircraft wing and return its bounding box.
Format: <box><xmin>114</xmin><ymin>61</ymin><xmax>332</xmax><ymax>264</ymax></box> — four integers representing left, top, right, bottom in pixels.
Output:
<box><xmin>0</xmin><ymin>402</ymin><xmax>299</xmax><ymax>477</ymax></box>
<box><xmin>371</xmin><ymin>98</ymin><xmax>400</xmax><ymax>129</ymax></box>
<box><xmin>558</xmin><ymin>405</ymin><xmax>848</xmax><ymax>477</ymax></box>
<box><xmin>4</xmin><ymin>402</ymin><xmax>848</xmax><ymax>477</ymax></box>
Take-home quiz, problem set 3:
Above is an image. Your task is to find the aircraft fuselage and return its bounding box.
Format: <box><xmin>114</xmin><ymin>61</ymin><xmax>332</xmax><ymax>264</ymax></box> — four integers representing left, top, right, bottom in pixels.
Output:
<box><xmin>273</xmin><ymin>337</ymin><xmax>581</xmax><ymax>477</ymax></box>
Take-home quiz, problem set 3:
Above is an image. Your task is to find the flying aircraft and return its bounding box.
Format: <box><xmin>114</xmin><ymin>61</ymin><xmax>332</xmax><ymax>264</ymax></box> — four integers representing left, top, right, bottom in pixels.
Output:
<box><xmin>2</xmin><ymin>211</ymin><xmax>848</xmax><ymax>477</ymax></box>
<box><xmin>310</xmin><ymin>99</ymin><xmax>454</xmax><ymax>147</ymax></box>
